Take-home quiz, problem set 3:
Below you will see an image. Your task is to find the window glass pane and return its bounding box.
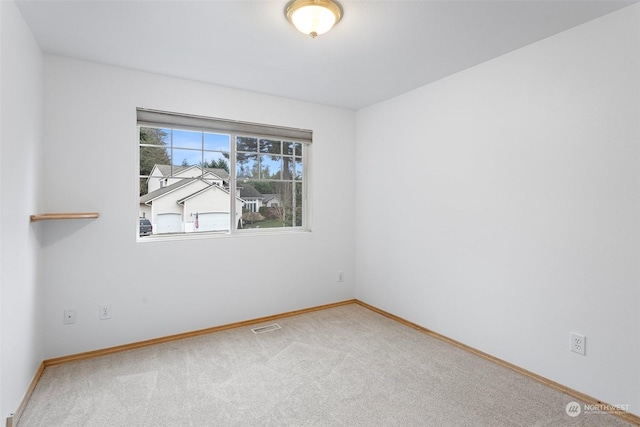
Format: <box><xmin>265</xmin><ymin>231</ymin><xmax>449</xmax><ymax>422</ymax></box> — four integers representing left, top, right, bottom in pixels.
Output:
<box><xmin>260</xmin><ymin>155</ymin><xmax>282</xmax><ymax>179</ymax></box>
<box><xmin>284</xmin><ymin>141</ymin><xmax>302</xmax><ymax>156</ymax></box>
<box><xmin>237</xmin><ymin>179</ymin><xmax>304</xmax><ymax>229</ymax></box>
<box><xmin>282</xmin><ymin>156</ymin><xmax>294</xmax><ymax>180</ymax></box>
<box><xmin>140</xmin><ymin>145</ymin><xmax>170</xmax><ymax>176</ymax></box>
<box><xmin>172</xmin><ymin>129</ymin><xmax>202</xmax><ymax>149</ymax></box>
<box><xmin>236</xmin><ymin>153</ymin><xmax>258</xmax><ymax>179</ymax></box>
<box><xmin>242</xmin><ymin>183</ymin><xmax>289</xmax><ymax>229</ymax></box>
<box><xmin>294</xmin><ymin>157</ymin><xmax>303</xmax><ymax>180</ymax></box>
<box><xmin>172</xmin><ymin>148</ymin><xmax>202</xmax><ymax>168</ymax></box>
<box><xmin>203</xmin><ymin>152</ymin><xmax>230</xmax><ymax>173</ymax></box>
<box><xmin>237</xmin><ymin>136</ymin><xmax>257</xmax><ymax>152</ymax></box>
<box><xmin>204</xmin><ymin>132</ymin><xmax>230</xmax><ymax>152</ymax></box>
<box><xmin>189</xmin><ymin>211</ymin><xmax>230</xmax><ymax>233</ymax></box>
<box><xmin>260</xmin><ymin>139</ymin><xmax>281</xmax><ymax>154</ymax></box>
<box><xmin>140</xmin><ymin>127</ymin><xmax>171</xmax><ymax>146</ymax></box>
<box><xmin>274</xmin><ymin>181</ymin><xmax>296</xmax><ymax>227</ymax></box>
<box><xmin>294</xmin><ymin>181</ymin><xmax>303</xmax><ymax>226</ymax></box>
<box><xmin>140</xmin><ymin>145</ymin><xmax>170</xmax><ymax>195</ymax></box>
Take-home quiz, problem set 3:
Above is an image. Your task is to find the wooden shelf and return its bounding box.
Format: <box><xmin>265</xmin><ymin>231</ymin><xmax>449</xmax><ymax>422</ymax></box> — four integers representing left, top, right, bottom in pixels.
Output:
<box><xmin>30</xmin><ymin>212</ymin><xmax>100</xmax><ymax>222</ymax></box>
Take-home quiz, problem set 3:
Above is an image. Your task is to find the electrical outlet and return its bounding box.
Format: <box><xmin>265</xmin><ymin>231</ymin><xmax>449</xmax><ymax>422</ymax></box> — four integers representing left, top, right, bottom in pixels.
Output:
<box><xmin>99</xmin><ymin>305</ymin><xmax>112</xmax><ymax>320</ymax></box>
<box><xmin>337</xmin><ymin>271</ymin><xmax>344</xmax><ymax>282</ymax></box>
<box><xmin>570</xmin><ymin>332</ymin><xmax>586</xmax><ymax>355</ymax></box>
<box><xmin>63</xmin><ymin>309</ymin><xmax>76</xmax><ymax>325</ymax></box>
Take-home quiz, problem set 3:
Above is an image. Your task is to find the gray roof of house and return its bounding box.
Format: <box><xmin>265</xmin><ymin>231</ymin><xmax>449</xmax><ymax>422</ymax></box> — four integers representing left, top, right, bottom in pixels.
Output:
<box><xmin>140</xmin><ymin>178</ymin><xmax>196</xmax><ymax>204</ymax></box>
<box><xmin>238</xmin><ymin>183</ymin><xmax>263</xmax><ymax>199</ymax></box>
<box><xmin>143</xmin><ymin>168</ymin><xmax>265</xmax><ymax>204</ymax></box>
<box><xmin>154</xmin><ymin>164</ymin><xmax>229</xmax><ymax>180</ymax></box>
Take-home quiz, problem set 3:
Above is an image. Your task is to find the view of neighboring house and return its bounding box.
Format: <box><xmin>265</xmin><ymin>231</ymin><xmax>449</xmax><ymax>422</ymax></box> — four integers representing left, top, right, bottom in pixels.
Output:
<box><xmin>147</xmin><ymin>164</ymin><xmax>227</xmax><ymax>193</ymax></box>
<box><xmin>262</xmin><ymin>194</ymin><xmax>282</xmax><ymax>208</ymax></box>
<box><xmin>140</xmin><ymin>164</ymin><xmax>276</xmax><ymax>234</ymax></box>
<box><xmin>237</xmin><ymin>181</ymin><xmax>263</xmax><ymax>214</ymax></box>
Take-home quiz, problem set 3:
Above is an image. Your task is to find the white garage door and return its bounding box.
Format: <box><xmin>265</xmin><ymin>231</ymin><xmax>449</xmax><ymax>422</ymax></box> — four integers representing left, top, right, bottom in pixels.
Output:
<box><xmin>156</xmin><ymin>213</ymin><xmax>181</xmax><ymax>234</ymax></box>
<box><xmin>198</xmin><ymin>213</ymin><xmax>229</xmax><ymax>231</ymax></box>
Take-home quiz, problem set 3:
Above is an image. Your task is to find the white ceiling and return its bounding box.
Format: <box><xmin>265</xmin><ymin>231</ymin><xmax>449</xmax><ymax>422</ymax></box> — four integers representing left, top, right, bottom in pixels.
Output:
<box><xmin>16</xmin><ymin>0</ymin><xmax>637</xmax><ymax>110</ymax></box>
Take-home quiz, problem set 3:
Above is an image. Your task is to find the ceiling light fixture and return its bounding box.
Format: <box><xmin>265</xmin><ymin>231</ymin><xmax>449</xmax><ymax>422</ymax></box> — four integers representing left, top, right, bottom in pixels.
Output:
<box><xmin>285</xmin><ymin>0</ymin><xmax>343</xmax><ymax>38</ymax></box>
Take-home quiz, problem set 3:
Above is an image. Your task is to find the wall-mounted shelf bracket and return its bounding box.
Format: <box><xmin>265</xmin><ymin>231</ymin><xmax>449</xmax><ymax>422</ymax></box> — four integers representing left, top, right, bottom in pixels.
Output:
<box><xmin>30</xmin><ymin>212</ymin><xmax>100</xmax><ymax>222</ymax></box>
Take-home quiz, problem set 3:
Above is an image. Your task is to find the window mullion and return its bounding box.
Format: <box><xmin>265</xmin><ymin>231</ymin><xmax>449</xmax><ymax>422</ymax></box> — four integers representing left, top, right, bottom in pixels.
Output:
<box><xmin>302</xmin><ymin>144</ymin><xmax>307</xmax><ymax>229</ymax></box>
<box><xmin>230</xmin><ymin>133</ymin><xmax>237</xmax><ymax>233</ymax></box>
<box><xmin>257</xmin><ymin>138</ymin><xmax>262</xmax><ymax>180</ymax></box>
<box><xmin>293</xmin><ymin>179</ymin><xmax>298</xmax><ymax>227</ymax></box>
<box><xmin>170</xmin><ymin>129</ymin><xmax>174</xmax><ymax>177</ymax></box>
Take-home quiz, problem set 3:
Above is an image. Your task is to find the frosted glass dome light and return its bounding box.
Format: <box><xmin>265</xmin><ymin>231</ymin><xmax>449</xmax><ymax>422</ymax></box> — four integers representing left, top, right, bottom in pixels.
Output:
<box><xmin>285</xmin><ymin>0</ymin><xmax>343</xmax><ymax>38</ymax></box>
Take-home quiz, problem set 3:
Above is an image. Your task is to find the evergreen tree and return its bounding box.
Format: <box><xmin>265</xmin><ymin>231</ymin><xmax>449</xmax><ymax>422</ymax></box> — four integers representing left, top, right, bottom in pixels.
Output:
<box><xmin>139</xmin><ymin>127</ymin><xmax>170</xmax><ymax>195</ymax></box>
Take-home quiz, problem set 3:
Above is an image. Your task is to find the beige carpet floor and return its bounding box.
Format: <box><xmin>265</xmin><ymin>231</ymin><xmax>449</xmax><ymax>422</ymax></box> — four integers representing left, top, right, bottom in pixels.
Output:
<box><xmin>18</xmin><ymin>303</ymin><xmax>634</xmax><ymax>426</ymax></box>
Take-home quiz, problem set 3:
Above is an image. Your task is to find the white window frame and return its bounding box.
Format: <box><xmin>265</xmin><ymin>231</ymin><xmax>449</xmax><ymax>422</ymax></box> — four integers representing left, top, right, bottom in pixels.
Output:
<box><xmin>137</xmin><ymin>109</ymin><xmax>311</xmax><ymax>241</ymax></box>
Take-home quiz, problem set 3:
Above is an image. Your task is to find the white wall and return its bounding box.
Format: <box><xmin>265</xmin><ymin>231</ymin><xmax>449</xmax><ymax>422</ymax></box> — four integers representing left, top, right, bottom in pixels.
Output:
<box><xmin>0</xmin><ymin>0</ymin><xmax>44</xmax><ymax>419</ymax></box>
<box><xmin>355</xmin><ymin>4</ymin><xmax>640</xmax><ymax>415</ymax></box>
<box><xmin>41</xmin><ymin>56</ymin><xmax>356</xmax><ymax>359</ymax></box>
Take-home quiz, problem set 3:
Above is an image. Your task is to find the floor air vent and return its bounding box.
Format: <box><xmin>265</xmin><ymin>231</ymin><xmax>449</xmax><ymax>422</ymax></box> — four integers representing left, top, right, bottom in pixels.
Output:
<box><xmin>251</xmin><ymin>323</ymin><xmax>281</xmax><ymax>334</ymax></box>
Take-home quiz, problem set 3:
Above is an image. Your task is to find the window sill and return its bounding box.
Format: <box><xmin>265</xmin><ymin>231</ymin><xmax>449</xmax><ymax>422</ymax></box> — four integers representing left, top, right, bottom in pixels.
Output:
<box><xmin>136</xmin><ymin>227</ymin><xmax>311</xmax><ymax>243</ymax></box>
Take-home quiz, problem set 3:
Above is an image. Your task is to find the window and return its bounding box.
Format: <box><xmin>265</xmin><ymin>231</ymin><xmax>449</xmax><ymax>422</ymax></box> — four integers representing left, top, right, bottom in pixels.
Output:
<box><xmin>138</xmin><ymin>109</ymin><xmax>310</xmax><ymax>238</ymax></box>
